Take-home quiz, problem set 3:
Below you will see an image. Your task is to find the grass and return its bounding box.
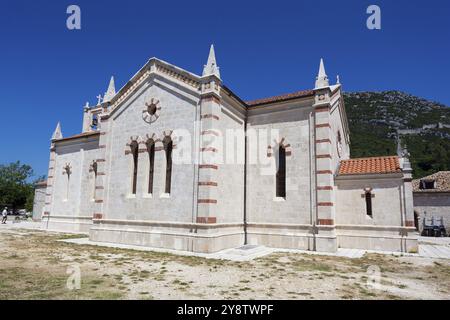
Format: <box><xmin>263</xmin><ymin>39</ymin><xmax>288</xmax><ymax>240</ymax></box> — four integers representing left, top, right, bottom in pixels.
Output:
<box><xmin>1</xmin><ymin>229</ymin><xmax>449</xmax><ymax>300</ymax></box>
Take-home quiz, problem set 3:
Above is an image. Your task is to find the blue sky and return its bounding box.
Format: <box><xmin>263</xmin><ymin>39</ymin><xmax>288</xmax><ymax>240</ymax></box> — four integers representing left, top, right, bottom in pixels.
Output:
<box><xmin>0</xmin><ymin>0</ymin><xmax>449</xmax><ymax>177</ymax></box>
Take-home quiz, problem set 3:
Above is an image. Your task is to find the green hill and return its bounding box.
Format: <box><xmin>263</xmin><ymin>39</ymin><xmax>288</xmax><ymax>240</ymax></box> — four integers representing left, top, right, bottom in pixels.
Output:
<box><xmin>344</xmin><ymin>91</ymin><xmax>450</xmax><ymax>179</ymax></box>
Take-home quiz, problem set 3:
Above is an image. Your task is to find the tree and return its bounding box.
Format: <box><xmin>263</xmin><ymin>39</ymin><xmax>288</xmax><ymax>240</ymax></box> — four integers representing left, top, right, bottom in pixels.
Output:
<box><xmin>0</xmin><ymin>161</ymin><xmax>36</xmax><ymax>212</ymax></box>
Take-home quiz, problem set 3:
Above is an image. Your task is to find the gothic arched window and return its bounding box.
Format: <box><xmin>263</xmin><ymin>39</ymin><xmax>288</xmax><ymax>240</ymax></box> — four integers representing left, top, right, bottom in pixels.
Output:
<box><xmin>147</xmin><ymin>139</ymin><xmax>155</xmax><ymax>194</ymax></box>
<box><xmin>130</xmin><ymin>141</ymin><xmax>139</xmax><ymax>195</ymax></box>
<box><xmin>276</xmin><ymin>145</ymin><xmax>286</xmax><ymax>198</ymax></box>
<box><xmin>163</xmin><ymin>137</ymin><xmax>173</xmax><ymax>194</ymax></box>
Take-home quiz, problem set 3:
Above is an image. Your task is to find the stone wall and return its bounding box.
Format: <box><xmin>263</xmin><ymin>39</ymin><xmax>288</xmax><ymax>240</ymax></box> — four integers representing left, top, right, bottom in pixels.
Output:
<box><xmin>43</xmin><ymin>136</ymin><xmax>100</xmax><ymax>233</ymax></box>
<box><xmin>32</xmin><ymin>184</ymin><xmax>46</xmax><ymax>221</ymax></box>
<box><xmin>414</xmin><ymin>192</ymin><xmax>450</xmax><ymax>234</ymax></box>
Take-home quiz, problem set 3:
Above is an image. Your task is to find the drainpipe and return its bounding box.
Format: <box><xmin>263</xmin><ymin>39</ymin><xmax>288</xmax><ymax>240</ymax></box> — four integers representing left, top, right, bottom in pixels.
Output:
<box><xmin>312</xmin><ymin>110</ymin><xmax>318</xmax><ymax>251</ymax></box>
<box><xmin>243</xmin><ymin>116</ymin><xmax>248</xmax><ymax>245</ymax></box>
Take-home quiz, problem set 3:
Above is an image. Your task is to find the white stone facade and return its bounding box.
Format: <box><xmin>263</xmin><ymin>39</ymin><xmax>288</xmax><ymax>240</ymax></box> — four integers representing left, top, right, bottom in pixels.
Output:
<box><xmin>42</xmin><ymin>48</ymin><xmax>418</xmax><ymax>253</ymax></box>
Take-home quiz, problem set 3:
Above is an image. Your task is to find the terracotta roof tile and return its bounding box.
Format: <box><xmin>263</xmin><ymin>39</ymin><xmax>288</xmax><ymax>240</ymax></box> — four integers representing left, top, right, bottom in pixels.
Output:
<box><xmin>54</xmin><ymin>131</ymin><xmax>100</xmax><ymax>142</ymax></box>
<box><xmin>412</xmin><ymin>171</ymin><xmax>450</xmax><ymax>192</ymax></box>
<box><xmin>338</xmin><ymin>156</ymin><xmax>402</xmax><ymax>175</ymax></box>
<box><xmin>246</xmin><ymin>89</ymin><xmax>314</xmax><ymax>107</ymax></box>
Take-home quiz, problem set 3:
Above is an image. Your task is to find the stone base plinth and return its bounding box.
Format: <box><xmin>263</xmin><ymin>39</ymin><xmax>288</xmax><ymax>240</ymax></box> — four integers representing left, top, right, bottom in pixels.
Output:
<box><xmin>89</xmin><ymin>219</ymin><xmax>245</xmax><ymax>253</ymax></box>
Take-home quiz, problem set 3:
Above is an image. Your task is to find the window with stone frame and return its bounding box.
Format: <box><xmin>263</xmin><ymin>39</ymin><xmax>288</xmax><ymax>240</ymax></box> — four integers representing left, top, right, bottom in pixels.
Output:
<box><xmin>130</xmin><ymin>141</ymin><xmax>139</xmax><ymax>195</ymax></box>
<box><xmin>276</xmin><ymin>145</ymin><xmax>286</xmax><ymax>198</ymax></box>
<box><xmin>365</xmin><ymin>191</ymin><xmax>373</xmax><ymax>217</ymax></box>
<box><xmin>147</xmin><ymin>139</ymin><xmax>155</xmax><ymax>194</ymax></box>
<box><xmin>163</xmin><ymin>136</ymin><xmax>173</xmax><ymax>194</ymax></box>
<box><xmin>419</xmin><ymin>179</ymin><xmax>436</xmax><ymax>190</ymax></box>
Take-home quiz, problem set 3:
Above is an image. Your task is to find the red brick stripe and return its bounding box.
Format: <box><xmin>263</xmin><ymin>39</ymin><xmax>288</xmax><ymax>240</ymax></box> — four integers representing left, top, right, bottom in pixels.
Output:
<box><xmin>196</xmin><ymin>217</ymin><xmax>217</xmax><ymax>224</ymax></box>
<box><xmin>201</xmin><ymin>114</ymin><xmax>220</xmax><ymax>120</ymax></box>
<box><xmin>198</xmin><ymin>199</ymin><xmax>217</xmax><ymax>204</ymax></box>
<box><xmin>315</xmin><ymin>106</ymin><xmax>330</xmax><ymax>113</ymax></box>
<box><xmin>95</xmin><ymin>186</ymin><xmax>104</xmax><ymax>190</ymax></box>
<box><xmin>317</xmin><ymin>219</ymin><xmax>334</xmax><ymax>225</ymax></box>
<box><xmin>93</xmin><ymin>213</ymin><xmax>103</xmax><ymax>219</ymax></box>
<box><xmin>198</xmin><ymin>182</ymin><xmax>218</xmax><ymax>187</ymax></box>
<box><xmin>199</xmin><ymin>164</ymin><xmax>218</xmax><ymax>170</ymax></box>
<box><xmin>316</xmin><ymin>154</ymin><xmax>332</xmax><ymax>159</ymax></box>
<box><xmin>95</xmin><ymin>200</ymin><xmax>103</xmax><ymax>203</ymax></box>
<box><xmin>318</xmin><ymin>202</ymin><xmax>334</xmax><ymax>206</ymax></box>
<box><xmin>405</xmin><ymin>221</ymin><xmax>415</xmax><ymax>227</ymax></box>
<box><xmin>99</xmin><ymin>145</ymin><xmax>106</xmax><ymax>149</ymax></box>
<box><xmin>315</xmin><ymin>123</ymin><xmax>331</xmax><ymax>129</ymax></box>
<box><xmin>316</xmin><ymin>139</ymin><xmax>331</xmax><ymax>144</ymax></box>
<box><xmin>317</xmin><ymin>170</ymin><xmax>333</xmax><ymax>174</ymax></box>
<box><xmin>317</xmin><ymin>186</ymin><xmax>333</xmax><ymax>190</ymax></box>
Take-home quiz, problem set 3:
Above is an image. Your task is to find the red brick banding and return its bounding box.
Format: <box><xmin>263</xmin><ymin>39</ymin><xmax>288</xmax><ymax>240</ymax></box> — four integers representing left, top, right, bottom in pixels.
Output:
<box><xmin>93</xmin><ymin>213</ymin><xmax>103</xmax><ymax>219</ymax></box>
<box><xmin>315</xmin><ymin>106</ymin><xmax>330</xmax><ymax>113</ymax></box>
<box><xmin>99</xmin><ymin>145</ymin><xmax>106</xmax><ymax>149</ymax></box>
<box><xmin>95</xmin><ymin>200</ymin><xmax>103</xmax><ymax>203</ymax></box>
<box><xmin>405</xmin><ymin>221</ymin><xmax>415</xmax><ymax>227</ymax></box>
<box><xmin>318</xmin><ymin>202</ymin><xmax>334</xmax><ymax>206</ymax></box>
<box><xmin>198</xmin><ymin>182</ymin><xmax>218</xmax><ymax>187</ymax></box>
<box><xmin>317</xmin><ymin>219</ymin><xmax>334</xmax><ymax>225</ymax></box>
<box><xmin>316</xmin><ymin>139</ymin><xmax>332</xmax><ymax>144</ymax></box>
<box><xmin>200</xmin><ymin>114</ymin><xmax>220</xmax><ymax>121</ymax></box>
<box><xmin>317</xmin><ymin>186</ymin><xmax>333</xmax><ymax>190</ymax></box>
<box><xmin>315</xmin><ymin>123</ymin><xmax>331</xmax><ymax>129</ymax></box>
<box><xmin>43</xmin><ymin>212</ymin><xmax>50</xmax><ymax>216</ymax></box>
<box><xmin>196</xmin><ymin>217</ymin><xmax>217</xmax><ymax>224</ymax></box>
<box><xmin>316</xmin><ymin>154</ymin><xmax>332</xmax><ymax>159</ymax></box>
<box><xmin>95</xmin><ymin>186</ymin><xmax>104</xmax><ymax>190</ymax></box>
<box><xmin>97</xmin><ymin>172</ymin><xmax>106</xmax><ymax>176</ymax></box>
<box><xmin>199</xmin><ymin>164</ymin><xmax>218</xmax><ymax>170</ymax></box>
<box><xmin>198</xmin><ymin>199</ymin><xmax>217</xmax><ymax>204</ymax></box>
<box><xmin>48</xmin><ymin>176</ymin><xmax>54</xmax><ymax>179</ymax></box>
<box><xmin>97</xmin><ymin>159</ymin><xmax>106</xmax><ymax>162</ymax></box>
<box><xmin>317</xmin><ymin>170</ymin><xmax>333</xmax><ymax>174</ymax></box>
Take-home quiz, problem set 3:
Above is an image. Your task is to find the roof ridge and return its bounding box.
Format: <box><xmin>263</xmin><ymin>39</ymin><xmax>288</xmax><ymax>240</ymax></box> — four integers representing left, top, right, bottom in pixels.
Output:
<box><xmin>246</xmin><ymin>89</ymin><xmax>314</xmax><ymax>106</ymax></box>
<box><xmin>343</xmin><ymin>155</ymin><xmax>399</xmax><ymax>161</ymax></box>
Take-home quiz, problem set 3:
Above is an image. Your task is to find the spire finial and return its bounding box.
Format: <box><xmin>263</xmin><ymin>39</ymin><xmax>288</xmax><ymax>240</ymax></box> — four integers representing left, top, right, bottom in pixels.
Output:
<box><xmin>52</xmin><ymin>122</ymin><xmax>63</xmax><ymax>140</ymax></box>
<box><xmin>336</xmin><ymin>75</ymin><xmax>340</xmax><ymax>84</ymax></box>
<box><xmin>103</xmin><ymin>76</ymin><xmax>116</xmax><ymax>102</ymax></box>
<box><xmin>202</xmin><ymin>44</ymin><xmax>221</xmax><ymax>78</ymax></box>
<box><xmin>315</xmin><ymin>58</ymin><xmax>329</xmax><ymax>88</ymax></box>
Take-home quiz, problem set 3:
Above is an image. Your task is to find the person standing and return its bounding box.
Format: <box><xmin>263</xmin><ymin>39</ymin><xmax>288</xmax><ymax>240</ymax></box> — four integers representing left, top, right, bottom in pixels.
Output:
<box><xmin>1</xmin><ymin>207</ymin><xmax>7</xmax><ymax>224</ymax></box>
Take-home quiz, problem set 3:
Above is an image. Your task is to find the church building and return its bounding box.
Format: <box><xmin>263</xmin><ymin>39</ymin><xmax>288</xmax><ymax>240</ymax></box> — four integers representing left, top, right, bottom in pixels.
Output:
<box><xmin>42</xmin><ymin>46</ymin><xmax>418</xmax><ymax>253</ymax></box>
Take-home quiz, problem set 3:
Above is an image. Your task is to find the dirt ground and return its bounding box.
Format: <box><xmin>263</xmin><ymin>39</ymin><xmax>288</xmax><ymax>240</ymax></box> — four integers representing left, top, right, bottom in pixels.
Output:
<box><xmin>0</xmin><ymin>228</ymin><xmax>449</xmax><ymax>300</ymax></box>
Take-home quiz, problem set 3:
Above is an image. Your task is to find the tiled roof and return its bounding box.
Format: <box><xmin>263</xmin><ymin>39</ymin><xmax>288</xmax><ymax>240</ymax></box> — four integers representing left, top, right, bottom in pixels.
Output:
<box><xmin>246</xmin><ymin>89</ymin><xmax>314</xmax><ymax>107</ymax></box>
<box><xmin>413</xmin><ymin>171</ymin><xmax>450</xmax><ymax>192</ymax></box>
<box><xmin>54</xmin><ymin>131</ymin><xmax>100</xmax><ymax>142</ymax></box>
<box><xmin>338</xmin><ymin>156</ymin><xmax>402</xmax><ymax>175</ymax></box>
